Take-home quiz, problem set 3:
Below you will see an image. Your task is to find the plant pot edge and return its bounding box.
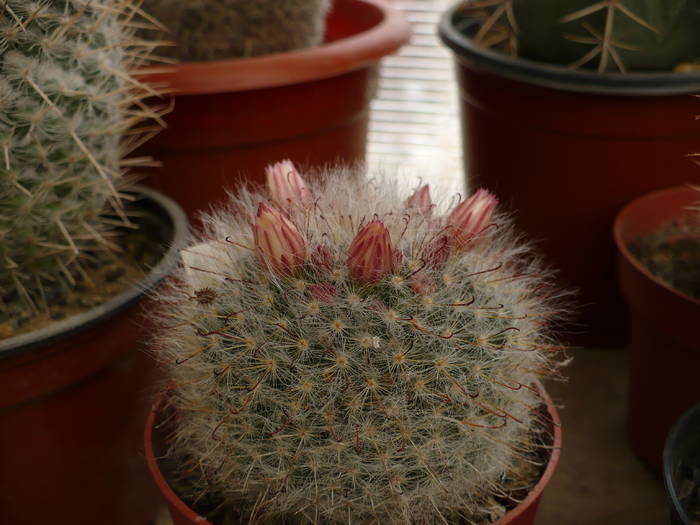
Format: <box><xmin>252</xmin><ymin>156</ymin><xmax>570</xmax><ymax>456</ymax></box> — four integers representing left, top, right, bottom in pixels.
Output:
<box><xmin>614</xmin><ymin>184</ymin><xmax>700</xmax><ymax>310</ymax></box>
<box><xmin>137</xmin><ymin>0</ymin><xmax>412</xmax><ymax>96</ymax></box>
<box><xmin>0</xmin><ymin>185</ymin><xmax>189</xmax><ymax>358</ymax></box>
<box><xmin>145</xmin><ymin>381</ymin><xmax>561</xmax><ymax>525</ymax></box>
<box><xmin>437</xmin><ymin>3</ymin><xmax>700</xmax><ymax>96</ymax></box>
<box><xmin>663</xmin><ymin>401</ymin><xmax>700</xmax><ymax>525</ymax></box>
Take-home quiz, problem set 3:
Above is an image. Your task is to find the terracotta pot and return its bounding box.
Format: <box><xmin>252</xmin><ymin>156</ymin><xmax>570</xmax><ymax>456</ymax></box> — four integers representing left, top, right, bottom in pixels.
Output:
<box><xmin>0</xmin><ymin>187</ymin><xmax>187</xmax><ymax>525</ymax></box>
<box><xmin>614</xmin><ymin>185</ymin><xmax>700</xmax><ymax>473</ymax></box>
<box><xmin>664</xmin><ymin>401</ymin><xmax>700</xmax><ymax>525</ymax></box>
<box><xmin>136</xmin><ymin>0</ymin><xmax>411</xmax><ymax>221</ymax></box>
<box><xmin>145</xmin><ymin>384</ymin><xmax>561</xmax><ymax>525</ymax></box>
<box><xmin>438</xmin><ymin>6</ymin><xmax>700</xmax><ymax>345</ymax></box>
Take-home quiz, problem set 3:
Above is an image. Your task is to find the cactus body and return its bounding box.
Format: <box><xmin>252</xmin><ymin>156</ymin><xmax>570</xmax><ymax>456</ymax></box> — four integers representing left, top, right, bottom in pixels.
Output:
<box><xmin>461</xmin><ymin>0</ymin><xmax>700</xmax><ymax>72</ymax></box>
<box><xmin>143</xmin><ymin>0</ymin><xmax>332</xmax><ymax>62</ymax></box>
<box><xmin>154</xmin><ymin>169</ymin><xmax>568</xmax><ymax>524</ymax></box>
<box><xmin>0</xmin><ymin>1</ymin><xmax>157</xmax><ymax>313</ymax></box>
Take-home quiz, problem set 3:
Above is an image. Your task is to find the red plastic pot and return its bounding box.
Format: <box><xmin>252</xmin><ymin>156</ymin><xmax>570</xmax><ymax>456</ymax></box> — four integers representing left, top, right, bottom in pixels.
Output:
<box><xmin>0</xmin><ymin>188</ymin><xmax>187</xmax><ymax>525</ymax></box>
<box><xmin>136</xmin><ymin>0</ymin><xmax>411</xmax><ymax>221</ymax></box>
<box><xmin>614</xmin><ymin>185</ymin><xmax>700</xmax><ymax>473</ymax></box>
<box><xmin>439</xmin><ymin>7</ymin><xmax>700</xmax><ymax>345</ymax></box>
<box><xmin>145</xmin><ymin>384</ymin><xmax>561</xmax><ymax>525</ymax></box>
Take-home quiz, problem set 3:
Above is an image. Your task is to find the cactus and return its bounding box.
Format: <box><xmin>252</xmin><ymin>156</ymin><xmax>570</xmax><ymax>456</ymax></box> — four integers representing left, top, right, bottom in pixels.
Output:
<box><xmin>141</xmin><ymin>0</ymin><xmax>332</xmax><ymax>62</ymax></box>
<box><xmin>153</xmin><ymin>162</ymin><xmax>569</xmax><ymax>524</ymax></box>
<box><xmin>0</xmin><ymin>1</ymin><xmax>159</xmax><ymax>316</ymax></box>
<box><xmin>459</xmin><ymin>0</ymin><xmax>700</xmax><ymax>72</ymax></box>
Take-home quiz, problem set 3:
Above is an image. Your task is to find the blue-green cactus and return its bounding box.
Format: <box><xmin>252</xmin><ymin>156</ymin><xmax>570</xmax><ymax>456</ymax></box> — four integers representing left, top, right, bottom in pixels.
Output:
<box><xmin>460</xmin><ymin>0</ymin><xmax>700</xmax><ymax>72</ymax></box>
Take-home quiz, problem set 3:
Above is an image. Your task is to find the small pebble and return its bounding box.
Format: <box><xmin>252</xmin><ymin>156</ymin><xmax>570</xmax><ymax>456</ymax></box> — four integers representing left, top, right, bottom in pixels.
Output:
<box><xmin>0</xmin><ymin>323</ymin><xmax>14</xmax><ymax>339</ymax></box>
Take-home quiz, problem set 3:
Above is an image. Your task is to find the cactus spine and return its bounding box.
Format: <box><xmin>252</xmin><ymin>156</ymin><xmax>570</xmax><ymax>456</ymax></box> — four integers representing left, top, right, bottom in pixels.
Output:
<box><xmin>0</xmin><ymin>1</ymin><xmax>159</xmax><ymax>317</ymax></box>
<box><xmin>460</xmin><ymin>0</ymin><xmax>700</xmax><ymax>72</ymax></box>
<box><xmin>153</xmin><ymin>166</ymin><xmax>568</xmax><ymax>524</ymax></box>
<box><xmin>142</xmin><ymin>0</ymin><xmax>332</xmax><ymax>62</ymax></box>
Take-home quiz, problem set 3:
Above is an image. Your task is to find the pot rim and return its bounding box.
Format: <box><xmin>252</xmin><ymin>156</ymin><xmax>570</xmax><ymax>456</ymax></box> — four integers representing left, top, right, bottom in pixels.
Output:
<box><xmin>0</xmin><ymin>185</ymin><xmax>188</xmax><ymax>358</ymax></box>
<box><xmin>145</xmin><ymin>381</ymin><xmax>561</xmax><ymax>525</ymax></box>
<box><xmin>493</xmin><ymin>382</ymin><xmax>561</xmax><ymax>525</ymax></box>
<box><xmin>613</xmin><ymin>185</ymin><xmax>700</xmax><ymax>309</ymax></box>
<box><xmin>136</xmin><ymin>0</ymin><xmax>412</xmax><ymax>96</ymax></box>
<box><xmin>438</xmin><ymin>2</ymin><xmax>700</xmax><ymax>96</ymax></box>
<box><xmin>663</xmin><ymin>401</ymin><xmax>700</xmax><ymax>525</ymax></box>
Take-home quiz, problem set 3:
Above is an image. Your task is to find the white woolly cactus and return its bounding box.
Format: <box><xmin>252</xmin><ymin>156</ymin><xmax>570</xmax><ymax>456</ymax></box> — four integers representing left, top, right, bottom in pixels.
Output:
<box><xmin>0</xmin><ymin>0</ymin><xmax>159</xmax><ymax>313</ymax></box>
<box><xmin>142</xmin><ymin>0</ymin><xmax>332</xmax><ymax>62</ymax></box>
<box><xmin>154</xmin><ymin>162</ymin><xmax>568</xmax><ymax>524</ymax></box>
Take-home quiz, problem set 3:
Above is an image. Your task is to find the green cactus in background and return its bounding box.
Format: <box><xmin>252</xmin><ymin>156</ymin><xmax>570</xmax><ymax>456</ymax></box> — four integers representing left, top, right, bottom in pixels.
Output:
<box><xmin>0</xmin><ymin>1</ymin><xmax>159</xmax><ymax>315</ymax></box>
<box><xmin>153</xmin><ymin>163</ymin><xmax>569</xmax><ymax>524</ymax></box>
<box><xmin>142</xmin><ymin>0</ymin><xmax>332</xmax><ymax>62</ymax></box>
<box><xmin>460</xmin><ymin>0</ymin><xmax>700</xmax><ymax>72</ymax></box>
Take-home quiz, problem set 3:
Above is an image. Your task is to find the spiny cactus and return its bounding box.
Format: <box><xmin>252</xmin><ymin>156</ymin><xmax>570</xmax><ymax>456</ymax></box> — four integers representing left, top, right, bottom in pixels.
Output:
<box><xmin>141</xmin><ymin>0</ymin><xmax>332</xmax><ymax>62</ymax></box>
<box><xmin>0</xmin><ymin>1</ymin><xmax>161</xmax><ymax>316</ymax></box>
<box><xmin>459</xmin><ymin>0</ymin><xmax>700</xmax><ymax>72</ymax></box>
<box><xmin>153</xmin><ymin>161</ymin><xmax>569</xmax><ymax>524</ymax></box>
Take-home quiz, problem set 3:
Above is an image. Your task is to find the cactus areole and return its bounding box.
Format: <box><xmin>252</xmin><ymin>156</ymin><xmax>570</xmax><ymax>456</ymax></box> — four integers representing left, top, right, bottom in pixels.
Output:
<box><xmin>148</xmin><ymin>163</ymin><xmax>568</xmax><ymax>525</ymax></box>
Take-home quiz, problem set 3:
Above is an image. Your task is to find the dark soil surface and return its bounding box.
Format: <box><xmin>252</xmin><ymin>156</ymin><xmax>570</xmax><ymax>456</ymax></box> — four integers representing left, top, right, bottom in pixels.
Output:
<box><xmin>629</xmin><ymin>218</ymin><xmax>700</xmax><ymax>301</ymax></box>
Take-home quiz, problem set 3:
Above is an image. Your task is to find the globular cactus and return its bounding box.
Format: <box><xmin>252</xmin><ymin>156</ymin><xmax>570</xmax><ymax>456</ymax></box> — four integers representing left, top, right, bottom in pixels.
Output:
<box><xmin>141</xmin><ymin>0</ymin><xmax>332</xmax><ymax>62</ymax></box>
<box><xmin>153</xmin><ymin>161</ymin><xmax>569</xmax><ymax>524</ymax></box>
<box><xmin>0</xmin><ymin>1</ymin><xmax>159</xmax><ymax>316</ymax></box>
<box><xmin>459</xmin><ymin>0</ymin><xmax>700</xmax><ymax>72</ymax></box>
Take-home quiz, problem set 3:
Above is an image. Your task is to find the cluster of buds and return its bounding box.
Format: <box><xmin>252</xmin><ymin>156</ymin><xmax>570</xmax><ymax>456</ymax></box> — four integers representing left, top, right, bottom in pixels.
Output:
<box><xmin>255</xmin><ymin>160</ymin><xmax>498</xmax><ymax>285</ymax></box>
<box><xmin>157</xmin><ymin>160</ymin><xmax>566</xmax><ymax>525</ymax></box>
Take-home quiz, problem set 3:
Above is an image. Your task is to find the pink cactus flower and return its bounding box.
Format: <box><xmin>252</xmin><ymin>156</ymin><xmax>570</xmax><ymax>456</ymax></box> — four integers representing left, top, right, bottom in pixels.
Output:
<box><xmin>347</xmin><ymin>220</ymin><xmax>394</xmax><ymax>285</ymax></box>
<box><xmin>310</xmin><ymin>244</ymin><xmax>334</xmax><ymax>273</ymax></box>
<box><xmin>309</xmin><ymin>283</ymin><xmax>337</xmax><ymax>303</ymax></box>
<box><xmin>448</xmin><ymin>189</ymin><xmax>498</xmax><ymax>249</ymax></box>
<box><xmin>405</xmin><ymin>184</ymin><xmax>433</xmax><ymax>216</ymax></box>
<box><xmin>253</xmin><ymin>202</ymin><xmax>306</xmax><ymax>276</ymax></box>
<box><xmin>265</xmin><ymin>160</ymin><xmax>314</xmax><ymax>208</ymax></box>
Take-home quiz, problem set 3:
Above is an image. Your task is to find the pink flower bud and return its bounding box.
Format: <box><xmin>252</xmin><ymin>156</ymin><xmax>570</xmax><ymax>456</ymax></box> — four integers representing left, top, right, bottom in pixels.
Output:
<box><xmin>253</xmin><ymin>202</ymin><xmax>306</xmax><ymax>276</ymax></box>
<box><xmin>265</xmin><ymin>160</ymin><xmax>314</xmax><ymax>208</ymax></box>
<box><xmin>411</xmin><ymin>272</ymin><xmax>437</xmax><ymax>295</ymax></box>
<box><xmin>309</xmin><ymin>283</ymin><xmax>337</xmax><ymax>303</ymax></box>
<box><xmin>310</xmin><ymin>244</ymin><xmax>334</xmax><ymax>273</ymax></box>
<box><xmin>406</xmin><ymin>184</ymin><xmax>433</xmax><ymax>216</ymax></box>
<box><xmin>347</xmin><ymin>220</ymin><xmax>394</xmax><ymax>285</ymax></box>
<box><xmin>448</xmin><ymin>189</ymin><xmax>498</xmax><ymax>249</ymax></box>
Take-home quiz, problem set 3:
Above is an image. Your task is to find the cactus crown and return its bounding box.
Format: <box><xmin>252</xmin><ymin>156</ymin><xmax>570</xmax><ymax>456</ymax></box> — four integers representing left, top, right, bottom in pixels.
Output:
<box><xmin>141</xmin><ymin>0</ymin><xmax>331</xmax><ymax>62</ymax></box>
<box><xmin>154</xmin><ymin>164</ymin><xmax>568</xmax><ymax>524</ymax></box>
<box><xmin>0</xmin><ymin>1</ymin><xmax>160</xmax><ymax>316</ymax></box>
<box><xmin>459</xmin><ymin>0</ymin><xmax>700</xmax><ymax>72</ymax></box>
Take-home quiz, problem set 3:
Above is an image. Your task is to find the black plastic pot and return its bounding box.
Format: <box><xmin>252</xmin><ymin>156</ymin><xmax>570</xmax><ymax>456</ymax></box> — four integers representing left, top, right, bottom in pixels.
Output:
<box><xmin>664</xmin><ymin>402</ymin><xmax>700</xmax><ymax>525</ymax></box>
